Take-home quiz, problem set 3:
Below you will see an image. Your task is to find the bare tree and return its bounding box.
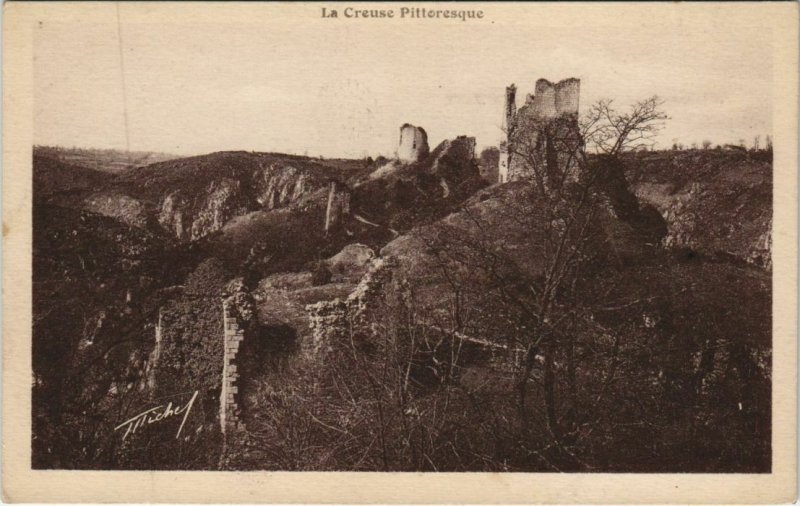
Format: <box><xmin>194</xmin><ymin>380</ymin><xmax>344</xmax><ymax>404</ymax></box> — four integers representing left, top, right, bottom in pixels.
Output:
<box><xmin>412</xmin><ymin>96</ymin><xmax>671</xmax><ymax>468</ymax></box>
<box><xmin>702</xmin><ymin>140</ymin><xmax>712</xmax><ymax>150</ymax></box>
<box><xmin>580</xmin><ymin>96</ymin><xmax>669</xmax><ymax>156</ymax></box>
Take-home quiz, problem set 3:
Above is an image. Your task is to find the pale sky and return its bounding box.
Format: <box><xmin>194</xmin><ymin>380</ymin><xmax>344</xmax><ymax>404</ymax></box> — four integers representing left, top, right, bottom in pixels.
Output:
<box><xmin>33</xmin><ymin>3</ymin><xmax>774</xmax><ymax>158</ymax></box>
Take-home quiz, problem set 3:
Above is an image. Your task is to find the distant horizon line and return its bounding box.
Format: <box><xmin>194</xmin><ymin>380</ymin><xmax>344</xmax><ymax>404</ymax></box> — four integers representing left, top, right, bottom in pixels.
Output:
<box><xmin>34</xmin><ymin>135</ymin><xmax>774</xmax><ymax>162</ymax></box>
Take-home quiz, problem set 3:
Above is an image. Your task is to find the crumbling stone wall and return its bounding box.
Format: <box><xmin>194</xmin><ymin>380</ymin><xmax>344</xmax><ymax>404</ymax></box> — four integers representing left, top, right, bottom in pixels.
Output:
<box><xmin>500</xmin><ymin>77</ymin><xmax>582</xmax><ymax>185</ymax></box>
<box><xmin>397</xmin><ymin>124</ymin><xmax>429</xmax><ymax>162</ymax></box>
<box><xmin>527</xmin><ymin>78</ymin><xmax>579</xmax><ymax>119</ymax></box>
<box><xmin>499</xmin><ymin>85</ymin><xmax>517</xmax><ymax>183</ymax></box>
<box><xmin>504</xmin><ymin>85</ymin><xmax>517</xmax><ymax>132</ymax></box>
<box><xmin>554</xmin><ymin>78</ymin><xmax>580</xmax><ymax>117</ymax></box>
<box><xmin>306</xmin><ymin>257</ymin><xmax>396</xmax><ymax>354</ymax></box>
<box><xmin>219</xmin><ymin>279</ymin><xmax>255</xmax><ymax>435</ymax></box>
<box><xmin>220</xmin><ymin>299</ymin><xmax>244</xmax><ymax>435</ymax></box>
<box><xmin>324</xmin><ymin>180</ymin><xmax>351</xmax><ymax>233</ymax></box>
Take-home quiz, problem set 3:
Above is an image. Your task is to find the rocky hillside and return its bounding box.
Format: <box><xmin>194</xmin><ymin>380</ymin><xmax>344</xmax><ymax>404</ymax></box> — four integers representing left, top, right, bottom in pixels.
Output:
<box><xmin>32</xmin><ymin>145</ymin><xmax>772</xmax><ymax>472</ymax></box>
<box><xmin>351</xmin><ymin>136</ymin><xmax>487</xmax><ymax>232</ymax></box>
<box><xmin>86</xmin><ymin>151</ymin><xmax>371</xmax><ymax>240</ymax></box>
<box><xmin>33</xmin><ymin>142</ymin><xmax>485</xmax><ymax>248</ymax></box>
<box><xmin>222</xmin><ymin>149</ymin><xmax>771</xmax><ymax>471</ymax></box>
<box><xmin>621</xmin><ymin>148</ymin><xmax>772</xmax><ymax>268</ymax></box>
<box><xmin>32</xmin><ymin>203</ymin><xmax>200</xmax><ymax>468</ymax></box>
<box><xmin>33</xmin><ymin>154</ymin><xmax>113</xmax><ymax>207</ymax></box>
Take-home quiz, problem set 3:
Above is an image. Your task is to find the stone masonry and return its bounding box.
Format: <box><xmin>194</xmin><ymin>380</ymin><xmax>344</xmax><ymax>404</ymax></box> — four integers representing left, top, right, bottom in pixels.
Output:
<box><xmin>397</xmin><ymin>123</ymin><xmax>430</xmax><ymax>162</ymax></box>
<box><xmin>220</xmin><ymin>299</ymin><xmax>244</xmax><ymax>435</ymax></box>
<box><xmin>499</xmin><ymin>77</ymin><xmax>581</xmax><ymax>184</ymax></box>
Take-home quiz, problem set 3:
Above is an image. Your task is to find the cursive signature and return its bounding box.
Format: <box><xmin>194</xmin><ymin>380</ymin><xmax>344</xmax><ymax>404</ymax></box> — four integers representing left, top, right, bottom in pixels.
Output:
<box><xmin>114</xmin><ymin>390</ymin><xmax>198</xmax><ymax>441</ymax></box>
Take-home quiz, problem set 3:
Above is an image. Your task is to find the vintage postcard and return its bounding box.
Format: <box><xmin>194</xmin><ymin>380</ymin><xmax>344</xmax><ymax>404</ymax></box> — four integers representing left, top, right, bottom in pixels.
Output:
<box><xmin>3</xmin><ymin>1</ymin><xmax>798</xmax><ymax>503</ymax></box>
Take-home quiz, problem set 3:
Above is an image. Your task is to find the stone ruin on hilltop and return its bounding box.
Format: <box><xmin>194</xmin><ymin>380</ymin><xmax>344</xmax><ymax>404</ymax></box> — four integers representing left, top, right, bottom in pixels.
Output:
<box><xmin>499</xmin><ymin>77</ymin><xmax>582</xmax><ymax>185</ymax></box>
<box><xmin>396</xmin><ymin>123</ymin><xmax>429</xmax><ymax>163</ymax></box>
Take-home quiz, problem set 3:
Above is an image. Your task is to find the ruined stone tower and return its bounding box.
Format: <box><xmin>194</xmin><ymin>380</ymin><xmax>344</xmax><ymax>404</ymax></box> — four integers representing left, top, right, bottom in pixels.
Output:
<box><xmin>499</xmin><ymin>77</ymin><xmax>582</xmax><ymax>185</ymax></box>
<box><xmin>499</xmin><ymin>85</ymin><xmax>517</xmax><ymax>183</ymax></box>
<box><xmin>397</xmin><ymin>124</ymin><xmax>429</xmax><ymax>163</ymax></box>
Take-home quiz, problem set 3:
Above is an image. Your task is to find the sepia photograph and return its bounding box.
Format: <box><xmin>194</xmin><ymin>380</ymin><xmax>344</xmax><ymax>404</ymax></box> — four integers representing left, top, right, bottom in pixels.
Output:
<box><xmin>3</xmin><ymin>1</ymin><xmax>798</xmax><ymax>503</ymax></box>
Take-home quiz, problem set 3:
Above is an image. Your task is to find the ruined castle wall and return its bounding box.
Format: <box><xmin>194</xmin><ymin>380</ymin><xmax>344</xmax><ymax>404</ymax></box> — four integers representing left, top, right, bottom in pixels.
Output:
<box><xmin>397</xmin><ymin>124</ymin><xmax>429</xmax><ymax>162</ymax></box>
<box><xmin>306</xmin><ymin>258</ymin><xmax>396</xmax><ymax>354</ymax></box>
<box><xmin>503</xmin><ymin>85</ymin><xmax>517</xmax><ymax>131</ymax></box>
<box><xmin>555</xmin><ymin>78</ymin><xmax>580</xmax><ymax>116</ymax></box>
<box><xmin>532</xmin><ymin>79</ymin><xmax>558</xmax><ymax>119</ymax></box>
<box><xmin>501</xmin><ymin>77</ymin><xmax>582</xmax><ymax>184</ymax></box>
<box><xmin>522</xmin><ymin>78</ymin><xmax>581</xmax><ymax>121</ymax></box>
<box><xmin>220</xmin><ymin>299</ymin><xmax>244</xmax><ymax>435</ymax></box>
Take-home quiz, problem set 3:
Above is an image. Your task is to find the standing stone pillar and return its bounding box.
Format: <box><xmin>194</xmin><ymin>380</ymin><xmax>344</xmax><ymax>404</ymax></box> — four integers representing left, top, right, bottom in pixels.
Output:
<box><xmin>324</xmin><ymin>181</ymin><xmax>351</xmax><ymax>234</ymax></box>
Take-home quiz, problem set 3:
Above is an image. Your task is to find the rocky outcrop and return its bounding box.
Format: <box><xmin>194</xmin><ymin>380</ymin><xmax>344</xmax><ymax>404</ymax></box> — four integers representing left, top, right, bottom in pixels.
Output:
<box><xmin>325</xmin><ymin>243</ymin><xmax>375</xmax><ymax>282</ymax></box>
<box><xmin>83</xmin><ymin>193</ymin><xmax>148</xmax><ymax>229</ymax></box>
<box><xmin>101</xmin><ymin>166</ymin><xmax>322</xmax><ymax>241</ymax></box>
<box><xmin>353</xmin><ymin>133</ymin><xmax>486</xmax><ymax>233</ymax></box>
<box><xmin>189</xmin><ymin>179</ymin><xmax>249</xmax><ymax>240</ymax></box>
<box><xmin>144</xmin><ymin>310</ymin><xmax>163</xmax><ymax>394</ymax></box>
<box><xmin>75</xmin><ymin>152</ymin><xmax>355</xmax><ymax>241</ymax></box>
<box><xmin>651</xmin><ymin>182</ymin><xmax>772</xmax><ymax>269</ymax></box>
<box><xmin>324</xmin><ymin>181</ymin><xmax>351</xmax><ymax>233</ymax></box>
<box><xmin>253</xmin><ymin>163</ymin><xmax>318</xmax><ymax>210</ymax></box>
<box><xmin>426</xmin><ymin>136</ymin><xmax>478</xmax><ymax>181</ymax></box>
<box><xmin>623</xmin><ymin>150</ymin><xmax>772</xmax><ymax>269</ymax></box>
<box><xmin>591</xmin><ymin>156</ymin><xmax>668</xmax><ymax>248</ymax></box>
<box><xmin>749</xmin><ymin>227</ymin><xmax>772</xmax><ymax>270</ymax></box>
<box><xmin>368</xmin><ymin>135</ymin><xmax>479</xmax><ymax>185</ymax></box>
<box><xmin>158</xmin><ymin>191</ymin><xmax>189</xmax><ymax>239</ymax></box>
<box><xmin>154</xmin><ymin>162</ymin><xmax>332</xmax><ymax>241</ymax></box>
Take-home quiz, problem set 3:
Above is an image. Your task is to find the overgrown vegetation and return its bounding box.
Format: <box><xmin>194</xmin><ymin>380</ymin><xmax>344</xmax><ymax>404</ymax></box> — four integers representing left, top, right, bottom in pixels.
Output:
<box><xmin>32</xmin><ymin>96</ymin><xmax>771</xmax><ymax>471</ymax></box>
<box><xmin>216</xmin><ymin>97</ymin><xmax>770</xmax><ymax>472</ymax></box>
